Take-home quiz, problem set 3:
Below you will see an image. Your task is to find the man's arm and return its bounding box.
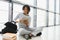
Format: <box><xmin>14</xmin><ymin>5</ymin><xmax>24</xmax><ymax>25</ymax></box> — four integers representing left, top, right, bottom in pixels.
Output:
<box><xmin>14</xmin><ymin>14</ymin><xmax>20</xmax><ymax>23</ymax></box>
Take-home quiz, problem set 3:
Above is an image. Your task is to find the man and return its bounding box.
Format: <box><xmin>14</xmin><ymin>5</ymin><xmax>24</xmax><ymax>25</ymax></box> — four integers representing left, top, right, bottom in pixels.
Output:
<box><xmin>14</xmin><ymin>5</ymin><xmax>43</xmax><ymax>39</ymax></box>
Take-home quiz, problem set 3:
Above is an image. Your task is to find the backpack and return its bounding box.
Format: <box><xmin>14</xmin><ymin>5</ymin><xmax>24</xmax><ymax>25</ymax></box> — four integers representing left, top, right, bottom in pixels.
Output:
<box><xmin>2</xmin><ymin>21</ymin><xmax>17</xmax><ymax>34</ymax></box>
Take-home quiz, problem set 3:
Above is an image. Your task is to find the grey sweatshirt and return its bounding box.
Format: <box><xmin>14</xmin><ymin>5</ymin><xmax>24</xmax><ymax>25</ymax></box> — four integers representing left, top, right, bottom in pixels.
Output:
<box><xmin>14</xmin><ymin>12</ymin><xmax>31</xmax><ymax>30</ymax></box>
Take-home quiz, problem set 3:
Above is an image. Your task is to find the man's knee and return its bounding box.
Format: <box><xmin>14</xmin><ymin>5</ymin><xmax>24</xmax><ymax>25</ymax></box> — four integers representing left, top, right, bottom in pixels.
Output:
<box><xmin>18</xmin><ymin>28</ymin><xmax>25</xmax><ymax>35</ymax></box>
<box><xmin>19</xmin><ymin>28</ymin><xmax>25</xmax><ymax>32</ymax></box>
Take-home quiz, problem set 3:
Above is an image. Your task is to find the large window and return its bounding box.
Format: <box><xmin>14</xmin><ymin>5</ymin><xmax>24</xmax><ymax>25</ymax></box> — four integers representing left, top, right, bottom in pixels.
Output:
<box><xmin>37</xmin><ymin>10</ymin><xmax>46</xmax><ymax>27</ymax></box>
<box><xmin>13</xmin><ymin>0</ymin><xmax>34</xmax><ymax>5</ymax></box>
<box><xmin>0</xmin><ymin>1</ymin><xmax>9</xmax><ymax>31</ymax></box>
<box><xmin>37</xmin><ymin>0</ymin><xmax>60</xmax><ymax>40</ymax></box>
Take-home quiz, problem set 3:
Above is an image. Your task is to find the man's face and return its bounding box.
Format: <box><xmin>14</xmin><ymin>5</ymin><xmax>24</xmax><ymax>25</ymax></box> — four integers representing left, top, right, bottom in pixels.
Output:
<box><xmin>23</xmin><ymin>7</ymin><xmax>29</xmax><ymax>14</ymax></box>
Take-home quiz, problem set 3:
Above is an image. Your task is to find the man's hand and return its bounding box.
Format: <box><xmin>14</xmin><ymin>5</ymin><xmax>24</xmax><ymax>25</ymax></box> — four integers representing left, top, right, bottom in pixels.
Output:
<box><xmin>19</xmin><ymin>18</ymin><xmax>29</xmax><ymax>27</ymax></box>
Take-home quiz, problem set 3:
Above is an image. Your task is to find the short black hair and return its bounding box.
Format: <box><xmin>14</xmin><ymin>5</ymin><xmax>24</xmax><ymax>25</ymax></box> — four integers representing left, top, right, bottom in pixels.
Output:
<box><xmin>22</xmin><ymin>5</ymin><xmax>30</xmax><ymax>12</ymax></box>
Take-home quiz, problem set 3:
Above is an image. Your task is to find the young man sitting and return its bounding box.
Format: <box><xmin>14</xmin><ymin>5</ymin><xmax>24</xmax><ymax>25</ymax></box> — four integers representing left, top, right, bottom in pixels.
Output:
<box><xmin>17</xmin><ymin>17</ymin><xmax>42</xmax><ymax>39</ymax></box>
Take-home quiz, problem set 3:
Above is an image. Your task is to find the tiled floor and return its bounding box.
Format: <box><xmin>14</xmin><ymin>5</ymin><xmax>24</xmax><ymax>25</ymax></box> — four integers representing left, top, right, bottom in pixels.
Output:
<box><xmin>0</xmin><ymin>26</ymin><xmax>60</xmax><ymax>40</ymax></box>
<box><xmin>0</xmin><ymin>28</ymin><xmax>47</xmax><ymax>40</ymax></box>
<box><xmin>0</xmin><ymin>34</ymin><xmax>3</xmax><ymax>40</ymax></box>
<box><xmin>0</xmin><ymin>34</ymin><xmax>42</xmax><ymax>40</ymax></box>
<box><xmin>18</xmin><ymin>36</ymin><xmax>42</xmax><ymax>40</ymax></box>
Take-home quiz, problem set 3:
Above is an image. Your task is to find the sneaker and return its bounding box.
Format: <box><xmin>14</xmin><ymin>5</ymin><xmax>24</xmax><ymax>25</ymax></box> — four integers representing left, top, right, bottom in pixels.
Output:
<box><xmin>36</xmin><ymin>32</ymin><xmax>42</xmax><ymax>36</ymax></box>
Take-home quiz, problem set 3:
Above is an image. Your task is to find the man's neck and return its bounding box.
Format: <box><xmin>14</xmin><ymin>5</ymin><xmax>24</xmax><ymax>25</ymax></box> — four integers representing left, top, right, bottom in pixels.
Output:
<box><xmin>23</xmin><ymin>13</ymin><xmax>29</xmax><ymax>16</ymax></box>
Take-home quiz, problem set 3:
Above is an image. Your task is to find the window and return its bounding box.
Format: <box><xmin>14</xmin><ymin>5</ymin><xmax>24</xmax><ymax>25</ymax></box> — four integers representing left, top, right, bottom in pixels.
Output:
<box><xmin>37</xmin><ymin>10</ymin><xmax>46</xmax><ymax>27</ymax></box>
<box><xmin>0</xmin><ymin>1</ymin><xmax>9</xmax><ymax>31</ymax></box>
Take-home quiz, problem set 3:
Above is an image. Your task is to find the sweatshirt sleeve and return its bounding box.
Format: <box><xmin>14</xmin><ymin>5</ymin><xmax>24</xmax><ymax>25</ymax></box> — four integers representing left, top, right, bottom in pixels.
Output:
<box><xmin>14</xmin><ymin>14</ymin><xmax>20</xmax><ymax>21</ymax></box>
<box><xmin>28</xmin><ymin>16</ymin><xmax>31</xmax><ymax>25</ymax></box>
